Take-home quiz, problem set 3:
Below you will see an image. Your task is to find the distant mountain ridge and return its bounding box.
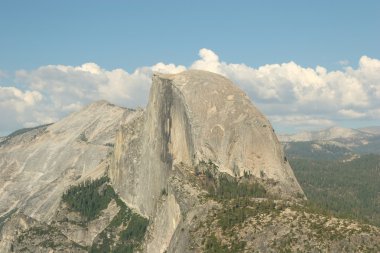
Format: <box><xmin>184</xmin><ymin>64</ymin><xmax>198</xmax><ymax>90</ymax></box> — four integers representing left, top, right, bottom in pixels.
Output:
<box><xmin>359</xmin><ymin>126</ymin><xmax>380</xmax><ymax>135</ymax></box>
<box><xmin>279</xmin><ymin>126</ymin><xmax>378</xmax><ymax>143</ymax></box>
<box><xmin>280</xmin><ymin>126</ymin><xmax>380</xmax><ymax>159</ymax></box>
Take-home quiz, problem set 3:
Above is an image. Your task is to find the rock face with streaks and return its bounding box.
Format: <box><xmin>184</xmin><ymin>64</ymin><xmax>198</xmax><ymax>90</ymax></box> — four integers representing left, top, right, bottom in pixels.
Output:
<box><xmin>110</xmin><ymin>70</ymin><xmax>303</xmax><ymax>215</ymax></box>
<box><xmin>0</xmin><ymin>101</ymin><xmax>131</xmax><ymax>222</ymax></box>
<box><xmin>109</xmin><ymin>70</ymin><xmax>304</xmax><ymax>252</ymax></box>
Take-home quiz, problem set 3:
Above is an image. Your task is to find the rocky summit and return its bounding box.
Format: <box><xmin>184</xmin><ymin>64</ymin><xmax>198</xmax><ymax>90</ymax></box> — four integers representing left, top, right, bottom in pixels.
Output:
<box><xmin>1</xmin><ymin>70</ymin><xmax>380</xmax><ymax>253</ymax></box>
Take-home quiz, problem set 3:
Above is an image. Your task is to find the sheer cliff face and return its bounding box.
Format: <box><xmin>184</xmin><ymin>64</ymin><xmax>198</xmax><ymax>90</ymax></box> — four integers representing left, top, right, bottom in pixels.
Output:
<box><xmin>162</xmin><ymin>70</ymin><xmax>303</xmax><ymax>196</ymax></box>
<box><xmin>0</xmin><ymin>70</ymin><xmax>304</xmax><ymax>252</ymax></box>
<box><xmin>110</xmin><ymin>70</ymin><xmax>304</xmax><ymax>217</ymax></box>
<box><xmin>2</xmin><ymin>70</ymin><xmax>380</xmax><ymax>253</ymax></box>
<box><xmin>0</xmin><ymin>101</ymin><xmax>130</xmax><ymax>222</ymax></box>
<box><xmin>109</xmin><ymin>76</ymin><xmax>195</xmax><ymax>217</ymax></box>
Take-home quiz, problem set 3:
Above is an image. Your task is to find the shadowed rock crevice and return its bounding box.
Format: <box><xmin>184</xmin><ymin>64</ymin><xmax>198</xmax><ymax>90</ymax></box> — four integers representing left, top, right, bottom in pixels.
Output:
<box><xmin>108</xmin><ymin>70</ymin><xmax>306</xmax><ymax>252</ymax></box>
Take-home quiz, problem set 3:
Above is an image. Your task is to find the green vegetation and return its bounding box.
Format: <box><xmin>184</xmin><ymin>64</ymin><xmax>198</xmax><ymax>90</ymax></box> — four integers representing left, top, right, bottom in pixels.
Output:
<box><xmin>291</xmin><ymin>154</ymin><xmax>380</xmax><ymax>227</ymax></box>
<box><xmin>16</xmin><ymin>224</ymin><xmax>88</xmax><ymax>251</ymax></box>
<box><xmin>217</xmin><ymin>199</ymin><xmax>279</xmax><ymax>231</ymax></box>
<box><xmin>201</xmin><ymin>199</ymin><xmax>282</xmax><ymax>252</ymax></box>
<box><xmin>60</xmin><ymin>176</ymin><xmax>149</xmax><ymax>252</ymax></box>
<box><xmin>204</xmin><ymin>233</ymin><xmax>246</xmax><ymax>253</ymax></box>
<box><xmin>60</xmin><ymin>176</ymin><xmax>150</xmax><ymax>252</ymax></box>
<box><xmin>196</xmin><ymin>160</ymin><xmax>268</xmax><ymax>200</ymax></box>
<box><xmin>62</xmin><ymin>177</ymin><xmax>114</xmax><ymax>221</ymax></box>
<box><xmin>119</xmin><ymin>214</ymin><xmax>149</xmax><ymax>242</ymax></box>
<box><xmin>212</xmin><ymin>175</ymin><xmax>267</xmax><ymax>200</ymax></box>
<box><xmin>204</xmin><ymin>234</ymin><xmax>229</xmax><ymax>253</ymax></box>
<box><xmin>161</xmin><ymin>188</ymin><xmax>168</xmax><ymax>196</ymax></box>
<box><xmin>89</xmin><ymin>184</ymin><xmax>149</xmax><ymax>253</ymax></box>
<box><xmin>79</xmin><ymin>132</ymin><xmax>88</xmax><ymax>142</ymax></box>
<box><xmin>353</xmin><ymin>135</ymin><xmax>380</xmax><ymax>154</ymax></box>
<box><xmin>193</xmin><ymin>160</ymin><xmax>270</xmax><ymax>252</ymax></box>
<box><xmin>17</xmin><ymin>226</ymin><xmax>56</xmax><ymax>243</ymax></box>
<box><xmin>90</xmin><ymin>207</ymin><xmax>148</xmax><ymax>253</ymax></box>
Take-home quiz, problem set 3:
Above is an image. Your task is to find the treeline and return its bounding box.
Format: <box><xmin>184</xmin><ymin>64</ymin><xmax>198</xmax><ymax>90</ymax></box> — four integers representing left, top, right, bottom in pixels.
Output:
<box><xmin>196</xmin><ymin>160</ymin><xmax>267</xmax><ymax>200</ymax></box>
<box><xmin>62</xmin><ymin>176</ymin><xmax>115</xmax><ymax>221</ymax></box>
<box><xmin>212</xmin><ymin>175</ymin><xmax>267</xmax><ymax>200</ymax></box>
<box><xmin>291</xmin><ymin>154</ymin><xmax>380</xmax><ymax>227</ymax></box>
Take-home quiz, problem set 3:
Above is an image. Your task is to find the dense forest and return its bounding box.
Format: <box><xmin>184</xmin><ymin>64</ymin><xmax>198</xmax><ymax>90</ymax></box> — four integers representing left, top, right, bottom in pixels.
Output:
<box><xmin>62</xmin><ymin>177</ymin><xmax>114</xmax><ymax>221</ymax></box>
<box><xmin>290</xmin><ymin>154</ymin><xmax>380</xmax><ymax>227</ymax></box>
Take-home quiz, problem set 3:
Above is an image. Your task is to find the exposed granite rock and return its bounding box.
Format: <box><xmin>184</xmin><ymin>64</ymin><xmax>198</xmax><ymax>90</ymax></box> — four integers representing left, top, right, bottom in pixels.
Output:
<box><xmin>53</xmin><ymin>199</ymin><xmax>120</xmax><ymax>246</ymax></box>
<box><xmin>110</xmin><ymin>70</ymin><xmax>303</xmax><ymax>211</ymax></box>
<box><xmin>0</xmin><ymin>101</ymin><xmax>134</xmax><ymax>222</ymax></box>
<box><xmin>0</xmin><ymin>213</ymin><xmax>37</xmax><ymax>252</ymax></box>
<box><xmin>0</xmin><ymin>212</ymin><xmax>88</xmax><ymax>253</ymax></box>
<box><xmin>5</xmin><ymin>70</ymin><xmax>374</xmax><ymax>253</ymax></box>
<box><xmin>109</xmin><ymin>70</ymin><xmax>305</xmax><ymax>252</ymax></box>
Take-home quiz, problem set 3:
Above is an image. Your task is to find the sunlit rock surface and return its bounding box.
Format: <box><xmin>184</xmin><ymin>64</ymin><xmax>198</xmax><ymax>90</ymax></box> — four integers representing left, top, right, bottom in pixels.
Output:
<box><xmin>0</xmin><ymin>101</ymin><xmax>132</xmax><ymax>222</ymax></box>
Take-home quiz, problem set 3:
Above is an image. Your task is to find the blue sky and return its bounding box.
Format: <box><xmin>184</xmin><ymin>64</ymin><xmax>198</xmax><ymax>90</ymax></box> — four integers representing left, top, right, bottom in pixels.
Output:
<box><xmin>0</xmin><ymin>1</ymin><xmax>380</xmax><ymax>135</ymax></box>
<box><xmin>1</xmin><ymin>1</ymin><xmax>379</xmax><ymax>71</ymax></box>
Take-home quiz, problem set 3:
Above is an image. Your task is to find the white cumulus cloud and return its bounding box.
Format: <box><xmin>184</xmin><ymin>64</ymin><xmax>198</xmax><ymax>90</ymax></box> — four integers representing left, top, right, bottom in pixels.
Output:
<box><xmin>0</xmin><ymin>87</ymin><xmax>46</xmax><ymax>133</ymax></box>
<box><xmin>1</xmin><ymin>48</ymin><xmax>380</xmax><ymax>135</ymax></box>
<box><xmin>1</xmin><ymin>61</ymin><xmax>185</xmax><ymax>135</ymax></box>
<box><xmin>189</xmin><ymin>48</ymin><xmax>380</xmax><ymax>131</ymax></box>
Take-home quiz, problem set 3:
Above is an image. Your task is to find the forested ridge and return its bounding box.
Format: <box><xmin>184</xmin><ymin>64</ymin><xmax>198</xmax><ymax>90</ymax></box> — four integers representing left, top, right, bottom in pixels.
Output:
<box><xmin>291</xmin><ymin>154</ymin><xmax>380</xmax><ymax>227</ymax></box>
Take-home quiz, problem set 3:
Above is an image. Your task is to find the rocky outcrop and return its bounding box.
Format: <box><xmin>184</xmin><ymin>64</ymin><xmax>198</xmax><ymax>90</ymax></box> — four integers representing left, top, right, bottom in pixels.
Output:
<box><xmin>0</xmin><ymin>213</ymin><xmax>37</xmax><ymax>252</ymax></box>
<box><xmin>109</xmin><ymin>70</ymin><xmax>304</xmax><ymax>252</ymax></box>
<box><xmin>1</xmin><ymin>213</ymin><xmax>87</xmax><ymax>253</ymax></box>
<box><xmin>52</xmin><ymin>200</ymin><xmax>120</xmax><ymax>246</ymax></box>
<box><xmin>0</xmin><ymin>101</ymin><xmax>133</xmax><ymax>222</ymax></box>
<box><xmin>155</xmin><ymin>70</ymin><xmax>303</xmax><ymax>196</ymax></box>
<box><xmin>110</xmin><ymin>71</ymin><xmax>303</xmax><ymax>212</ymax></box>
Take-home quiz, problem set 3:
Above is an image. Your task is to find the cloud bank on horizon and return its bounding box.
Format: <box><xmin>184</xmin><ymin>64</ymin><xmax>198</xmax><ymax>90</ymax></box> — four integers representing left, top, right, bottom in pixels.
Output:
<box><xmin>1</xmin><ymin>48</ymin><xmax>380</xmax><ymax>135</ymax></box>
